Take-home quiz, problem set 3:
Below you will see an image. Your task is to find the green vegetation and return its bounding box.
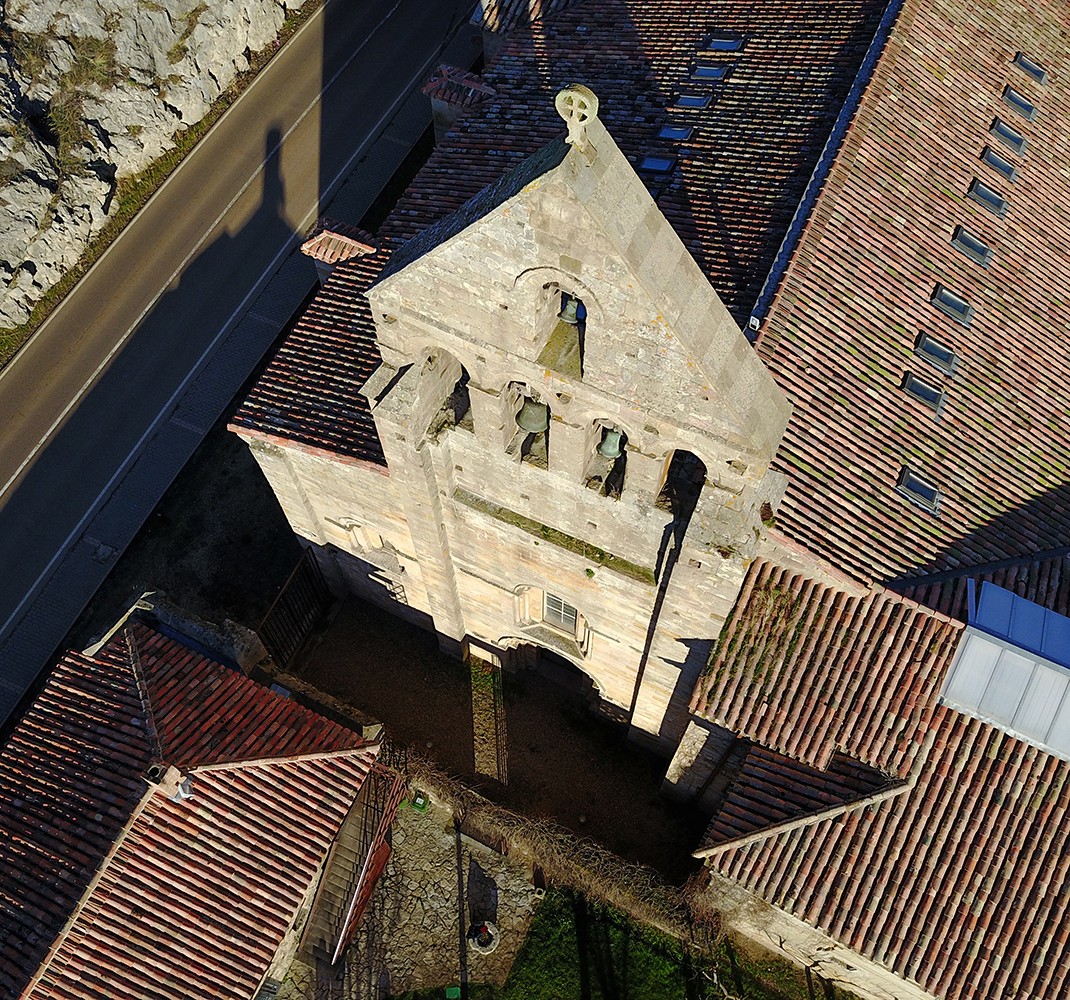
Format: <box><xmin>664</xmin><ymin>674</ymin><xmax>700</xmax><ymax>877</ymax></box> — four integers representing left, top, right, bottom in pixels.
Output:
<box><xmin>393</xmin><ymin>888</ymin><xmax>854</xmax><ymax>1000</ymax></box>
<box><xmin>167</xmin><ymin>3</ymin><xmax>208</xmax><ymax>64</ymax></box>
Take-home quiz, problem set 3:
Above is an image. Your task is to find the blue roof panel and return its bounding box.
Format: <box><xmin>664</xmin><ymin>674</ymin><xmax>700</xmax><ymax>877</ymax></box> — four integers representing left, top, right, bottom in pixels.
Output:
<box><xmin>972</xmin><ymin>582</ymin><xmax>1070</xmax><ymax>671</ymax></box>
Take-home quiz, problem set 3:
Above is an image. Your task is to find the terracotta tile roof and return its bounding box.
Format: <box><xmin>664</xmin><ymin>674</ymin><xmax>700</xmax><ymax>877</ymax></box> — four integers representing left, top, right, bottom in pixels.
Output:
<box><xmin>471</xmin><ymin>0</ymin><xmax>580</xmax><ymax>34</ymax></box>
<box><xmin>700</xmin><ymin>557</ymin><xmax>1070</xmax><ymax>997</ymax></box>
<box><xmin>692</xmin><ymin>558</ymin><xmax>961</xmax><ymax>778</ymax></box>
<box><xmin>300</xmin><ymin>218</ymin><xmax>378</xmax><ymax>266</ymax></box>
<box><xmin>36</xmin><ymin>756</ymin><xmax>370</xmax><ymax>1000</ymax></box>
<box><xmin>700</xmin><ymin>745</ymin><xmax>897</xmax><ymax>856</ymax></box>
<box><xmin>896</xmin><ymin>549</ymin><xmax>1070</xmax><ymax>623</ymax></box>
<box><xmin>758</xmin><ymin>0</ymin><xmax>1070</xmax><ymax>584</ymax></box>
<box><xmin>229</xmin><ymin>250</ymin><xmax>388</xmax><ymax>465</ymax></box>
<box><xmin>0</xmin><ymin>619</ymin><xmax>373</xmax><ymax>999</ymax></box>
<box><xmin>421</xmin><ymin>64</ymin><xmax>497</xmax><ymax>108</ymax></box>
<box><xmin>716</xmin><ymin>706</ymin><xmax>1070</xmax><ymax>1000</ymax></box>
<box><xmin>233</xmin><ymin>0</ymin><xmax>886</xmax><ymax>459</ymax></box>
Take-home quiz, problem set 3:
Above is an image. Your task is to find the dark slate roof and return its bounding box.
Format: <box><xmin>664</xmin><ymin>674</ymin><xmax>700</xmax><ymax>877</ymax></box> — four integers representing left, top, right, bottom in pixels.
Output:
<box><xmin>759</xmin><ymin>0</ymin><xmax>1070</xmax><ymax>584</ymax></box>
<box><xmin>0</xmin><ymin>620</ymin><xmax>371</xmax><ymax>999</ymax></box>
<box><xmin>233</xmin><ymin>0</ymin><xmax>886</xmax><ymax>458</ymax></box>
<box><xmin>377</xmin><ymin>137</ymin><xmax>568</xmax><ymax>281</ymax></box>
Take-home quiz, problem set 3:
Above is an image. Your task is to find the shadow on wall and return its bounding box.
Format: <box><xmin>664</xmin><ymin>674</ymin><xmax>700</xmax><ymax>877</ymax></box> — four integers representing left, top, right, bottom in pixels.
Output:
<box><xmin>467</xmin><ymin>857</ymin><xmax>499</xmax><ymax>925</ymax></box>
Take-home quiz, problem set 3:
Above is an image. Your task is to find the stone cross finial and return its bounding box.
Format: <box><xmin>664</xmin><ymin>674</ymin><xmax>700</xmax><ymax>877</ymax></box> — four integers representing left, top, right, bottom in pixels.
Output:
<box><xmin>555</xmin><ymin>85</ymin><xmax>599</xmax><ymax>147</ymax></box>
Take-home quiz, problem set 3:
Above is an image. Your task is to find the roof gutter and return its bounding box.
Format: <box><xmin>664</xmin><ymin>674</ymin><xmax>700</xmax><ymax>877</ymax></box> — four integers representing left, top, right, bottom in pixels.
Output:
<box><xmin>747</xmin><ymin>0</ymin><xmax>907</xmax><ymax>337</ymax></box>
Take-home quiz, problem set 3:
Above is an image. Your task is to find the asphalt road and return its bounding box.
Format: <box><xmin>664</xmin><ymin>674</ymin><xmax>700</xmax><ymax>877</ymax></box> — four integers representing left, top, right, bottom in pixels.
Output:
<box><xmin>0</xmin><ymin>0</ymin><xmax>473</xmax><ymax>698</ymax></box>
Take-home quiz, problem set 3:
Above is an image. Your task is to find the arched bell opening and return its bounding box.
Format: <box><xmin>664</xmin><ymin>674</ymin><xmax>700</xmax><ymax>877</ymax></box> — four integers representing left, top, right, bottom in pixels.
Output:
<box><xmin>655</xmin><ymin>450</ymin><xmax>707</xmax><ymax>528</ymax></box>
<box><xmin>535</xmin><ymin>282</ymin><xmax>586</xmax><ymax>379</ymax></box>
<box><xmin>425</xmin><ymin>350</ymin><xmax>474</xmax><ymax>439</ymax></box>
<box><xmin>505</xmin><ymin>382</ymin><xmax>550</xmax><ymax>469</ymax></box>
<box><xmin>583</xmin><ymin>421</ymin><xmax>627</xmax><ymax>499</ymax></box>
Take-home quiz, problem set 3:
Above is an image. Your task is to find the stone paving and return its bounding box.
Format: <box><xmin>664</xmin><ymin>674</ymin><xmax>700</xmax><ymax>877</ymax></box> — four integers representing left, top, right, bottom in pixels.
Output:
<box><xmin>280</xmin><ymin>797</ymin><xmax>542</xmax><ymax>999</ymax></box>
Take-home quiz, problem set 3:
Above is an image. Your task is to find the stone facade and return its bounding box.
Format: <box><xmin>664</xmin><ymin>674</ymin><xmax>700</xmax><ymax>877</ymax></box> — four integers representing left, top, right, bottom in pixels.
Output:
<box><xmin>240</xmin><ymin>88</ymin><xmax>791</xmax><ymax>751</ymax></box>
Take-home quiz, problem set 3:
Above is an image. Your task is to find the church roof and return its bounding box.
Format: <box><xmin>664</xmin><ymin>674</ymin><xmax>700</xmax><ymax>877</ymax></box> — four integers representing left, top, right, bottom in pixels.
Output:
<box><xmin>233</xmin><ymin>0</ymin><xmax>886</xmax><ymax>458</ymax></box>
<box><xmin>699</xmin><ymin>558</ymin><xmax>1070</xmax><ymax>998</ymax></box>
<box><xmin>759</xmin><ymin>0</ymin><xmax>1070</xmax><ymax>584</ymax></box>
<box><xmin>0</xmin><ymin>620</ymin><xmax>374</xmax><ymax>999</ymax></box>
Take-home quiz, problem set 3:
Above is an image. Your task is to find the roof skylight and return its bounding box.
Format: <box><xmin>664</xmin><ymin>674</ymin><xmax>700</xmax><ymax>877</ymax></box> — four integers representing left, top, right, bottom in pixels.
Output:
<box><xmin>896</xmin><ymin>467</ymin><xmax>942</xmax><ymax>514</ymax></box>
<box><xmin>691</xmin><ymin>61</ymin><xmax>731</xmax><ymax>81</ymax></box>
<box><xmin>702</xmin><ymin>31</ymin><xmax>743</xmax><ymax>52</ymax></box>
<box><xmin>1013</xmin><ymin>52</ymin><xmax>1048</xmax><ymax>86</ymax></box>
<box><xmin>674</xmin><ymin>94</ymin><xmax>711</xmax><ymax>109</ymax></box>
<box><xmin>1002</xmin><ymin>86</ymin><xmax>1039</xmax><ymax>122</ymax></box>
<box><xmin>915</xmin><ymin>332</ymin><xmax>958</xmax><ymax>375</ymax></box>
<box><xmin>639</xmin><ymin>155</ymin><xmax>676</xmax><ymax>174</ymax></box>
<box><xmin>967</xmin><ymin>177</ymin><xmax>1008</xmax><ymax>217</ymax></box>
<box><xmin>902</xmin><ymin>372</ymin><xmax>947</xmax><ymax>412</ymax></box>
<box><xmin>990</xmin><ymin>118</ymin><xmax>1026</xmax><ymax>155</ymax></box>
<box><xmin>658</xmin><ymin>125</ymin><xmax>693</xmax><ymax>141</ymax></box>
<box><xmin>981</xmin><ymin>145</ymin><xmax>1018</xmax><ymax>182</ymax></box>
<box><xmin>931</xmin><ymin>284</ymin><xmax>975</xmax><ymax>325</ymax></box>
<box><xmin>951</xmin><ymin>225</ymin><xmax>994</xmax><ymax>267</ymax></box>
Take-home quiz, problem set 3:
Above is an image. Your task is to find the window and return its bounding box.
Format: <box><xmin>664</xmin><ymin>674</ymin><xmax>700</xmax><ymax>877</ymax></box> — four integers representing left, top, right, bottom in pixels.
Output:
<box><xmin>951</xmin><ymin>225</ymin><xmax>994</xmax><ymax>267</ymax></box>
<box><xmin>640</xmin><ymin>155</ymin><xmax>676</xmax><ymax>173</ymax></box>
<box><xmin>544</xmin><ymin>593</ymin><xmax>579</xmax><ymax>634</ymax></box>
<box><xmin>674</xmin><ymin>94</ymin><xmax>711</xmax><ymax>109</ymax></box>
<box><xmin>1014</xmin><ymin>52</ymin><xmax>1048</xmax><ymax>85</ymax></box>
<box><xmin>1002</xmin><ymin>86</ymin><xmax>1038</xmax><ymax>122</ymax></box>
<box><xmin>967</xmin><ymin>177</ymin><xmax>1008</xmax><ymax>217</ymax></box>
<box><xmin>931</xmin><ymin>284</ymin><xmax>974</xmax><ymax>325</ymax></box>
<box><xmin>981</xmin><ymin>145</ymin><xmax>1018</xmax><ymax>182</ymax></box>
<box><xmin>896</xmin><ymin>467</ymin><xmax>942</xmax><ymax>514</ymax></box>
<box><xmin>990</xmin><ymin>117</ymin><xmax>1026</xmax><ymax>155</ymax></box>
<box><xmin>901</xmin><ymin>372</ymin><xmax>947</xmax><ymax>412</ymax></box>
<box><xmin>915</xmin><ymin>331</ymin><xmax>958</xmax><ymax>375</ymax></box>
<box><xmin>701</xmin><ymin>31</ymin><xmax>743</xmax><ymax>52</ymax></box>
<box><xmin>658</xmin><ymin>125</ymin><xmax>693</xmax><ymax>141</ymax></box>
<box><xmin>691</xmin><ymin>61</ymin><xmax>731</xmax><ymax>81</ymax></box>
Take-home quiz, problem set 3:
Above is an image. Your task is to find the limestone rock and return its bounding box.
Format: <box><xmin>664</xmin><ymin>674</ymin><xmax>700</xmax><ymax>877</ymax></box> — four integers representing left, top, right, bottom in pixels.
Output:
<box><xmin>0</xmin><ymin>0</ymin><xmax>307</xmax><ymax>329</ymax></box>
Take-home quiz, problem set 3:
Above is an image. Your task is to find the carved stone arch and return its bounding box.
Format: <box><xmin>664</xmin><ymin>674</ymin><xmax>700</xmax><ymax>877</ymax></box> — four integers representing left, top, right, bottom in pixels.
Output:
<box><xmin>511</xmin><ymin>266</ymin><xmax>605</xmax><ymax>334</ymax></box>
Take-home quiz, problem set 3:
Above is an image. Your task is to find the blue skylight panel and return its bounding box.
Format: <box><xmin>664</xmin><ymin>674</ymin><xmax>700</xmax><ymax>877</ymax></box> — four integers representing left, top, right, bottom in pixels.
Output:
<box><xmin>639</xmin><ymin>155</ymin><xmax>676</xmax><ymax>174</ymax></box>
<box><xmin>674</xmin><ymin>94</ymin><xmax>711</xmax><ymax>109</ymax></box>
<box><xmin>981</xmin><ymin>146</ymin><xmax>1018</xmax><ymax>182</ymax></box>
<box><xmin>1003</xmin><ymin>86</ymin><xmax>1039</xmax><ymax>122</ymax></box>
<box><xmin>701</xmin><ymin>31</ymin><xmax>743</xmax><ymax>52</ymax></box>
<box><xmin>990</xmin><ymin>118</ymin><xmax>1026</xmax><ymax>155</ymax></box>
<box><xmin>1014</xmin><ymin>52</ymin><xmax>1048</xmax><ymax>85</ymax></box>
<box><xmin>691</xmin><ymin>61</ymin><xmax>730</xmax><ymax>81</ymax></box>
<box><xmin>658</xmin><ymin>125</ymin><xmax>693</xmax><ymax>141</ymax></box>
<box><xmin>967</xmin><ymin>177</ymin><xmax>1008</xmax><ymax>217</ymax></box>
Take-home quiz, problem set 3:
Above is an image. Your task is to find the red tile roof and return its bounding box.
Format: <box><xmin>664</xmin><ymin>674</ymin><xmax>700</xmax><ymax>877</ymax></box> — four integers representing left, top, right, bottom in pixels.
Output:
<box><xmin>698</xmin><ymin>557</ymin><xmax>1070</xmax><ymax>997</ymax></box>
<box><xmin>692</xmin><ymin>559</ymin><xmax>961</xmax><ymax>779</ymax></box>
<box><xmin>421</xmin><ymin>64</ymin><xmax>497</xmax><ymax>108</ymax></box>
<box><xmin>758</xmin><ymin>0</ymin><xmax>1070</xmax><ymax>583</ymax></box>
<box><xmin>300</xmin><ymin>218</ymin><xmax>378</xmax><ymax>266</ymax></box>
<box><xmin>0</xmin><ymin>620</ymin><xmax>374</xmax><ymax>999</ymax></box>
<box><xmin>471</xmin><ymin>0</ymin><xmax>579</xmax><ymax>34</ymax></box>
<box><xmin>233</xmin><ymin>0</ymin><xmax>887</xmax><ymax>459</ymax></box>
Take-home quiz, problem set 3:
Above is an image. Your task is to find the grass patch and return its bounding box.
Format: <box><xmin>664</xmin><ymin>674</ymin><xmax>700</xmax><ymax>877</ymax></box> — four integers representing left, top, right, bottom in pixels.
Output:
<box><xmin>392</xmin><ymin>888</ymin><xmax>856</xmax><ymax>1000</ymax></box>
<box><xmin>0</xmin><ymin>0</ymin><xmax>325</xmax><ymax>366</ymax></box>
<box><xmin>167</xmin><ymin>3</ymin><xmax>208</xmax><ymax>64</ymax></box>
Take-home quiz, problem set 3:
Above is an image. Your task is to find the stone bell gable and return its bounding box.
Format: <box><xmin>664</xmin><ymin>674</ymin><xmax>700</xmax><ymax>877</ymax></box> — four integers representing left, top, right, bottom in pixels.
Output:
<box><xmin>348</xmin><ymin>87</ymin><xmax>792</xmax><ymax>745</ymax></box>
<box><xmin>367</xmin><ymin>86</ymin><xmax>790</xmax><ymax>485</ymax></box>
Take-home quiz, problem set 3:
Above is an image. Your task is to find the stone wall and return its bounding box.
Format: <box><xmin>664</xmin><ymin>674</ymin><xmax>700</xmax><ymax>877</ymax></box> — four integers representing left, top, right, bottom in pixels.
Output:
<box><xmin>0</xmin><ymin>0</ymin><xmax>307</xmax><ymax>328</ymax></box>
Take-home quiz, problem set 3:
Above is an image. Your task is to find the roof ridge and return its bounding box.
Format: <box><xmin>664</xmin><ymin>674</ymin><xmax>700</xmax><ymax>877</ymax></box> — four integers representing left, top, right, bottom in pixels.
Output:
<box><xmin>889</xmin><ymin>545</ymin><xmax>1070</xmax><ymax>590</ymax></box>
<box><xmin>124</xmin><ymin>625</ymin><xmax>163</xmax><ymax>765</ymax></box>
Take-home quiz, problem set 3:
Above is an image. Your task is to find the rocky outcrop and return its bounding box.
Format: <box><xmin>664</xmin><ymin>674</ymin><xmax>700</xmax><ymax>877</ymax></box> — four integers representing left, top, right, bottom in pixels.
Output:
<box><xmin>0</xmin><ymin>0</ymin><xmax>308</xmax><ymax>329</ymax></box>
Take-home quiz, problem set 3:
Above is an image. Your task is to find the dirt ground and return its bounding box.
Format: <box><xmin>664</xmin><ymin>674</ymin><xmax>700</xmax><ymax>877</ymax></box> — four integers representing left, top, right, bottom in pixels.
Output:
<box><xmin>298</xmin><ymin>598</ymin><xmax>708</xmax><ymax>883</ymax></box>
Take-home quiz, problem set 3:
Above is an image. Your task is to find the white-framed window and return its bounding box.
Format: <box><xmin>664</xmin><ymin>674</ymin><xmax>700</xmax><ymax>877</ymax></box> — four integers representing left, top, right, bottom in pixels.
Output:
<box><xmin>544</xmin><ymin>593</ymin><xmax>579</xmax><ymax>634</ymax></box>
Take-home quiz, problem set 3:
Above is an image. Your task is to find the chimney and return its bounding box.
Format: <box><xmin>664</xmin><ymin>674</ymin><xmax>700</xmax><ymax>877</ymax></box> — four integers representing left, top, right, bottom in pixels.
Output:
<box><xmin>421</xmin><ymin>64</ymin><xmax>496</xmax><ymax>145</ymax></box>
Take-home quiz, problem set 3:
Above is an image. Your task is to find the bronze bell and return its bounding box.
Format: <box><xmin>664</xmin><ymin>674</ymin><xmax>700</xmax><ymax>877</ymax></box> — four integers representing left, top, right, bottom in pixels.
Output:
<box><xmin>516</xmin><ymin>399</ymin><xmax>550</xmax><ymax>433</ymax></box>
<box><xmin>558</xmin><ymin>294</ymin><xmax>580</xmax><ymax>325</ymax></box>
<box><xmin>597</xmin><ymin>427</ymin><xmax>623</xmax><ymax>459</ymax></box>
